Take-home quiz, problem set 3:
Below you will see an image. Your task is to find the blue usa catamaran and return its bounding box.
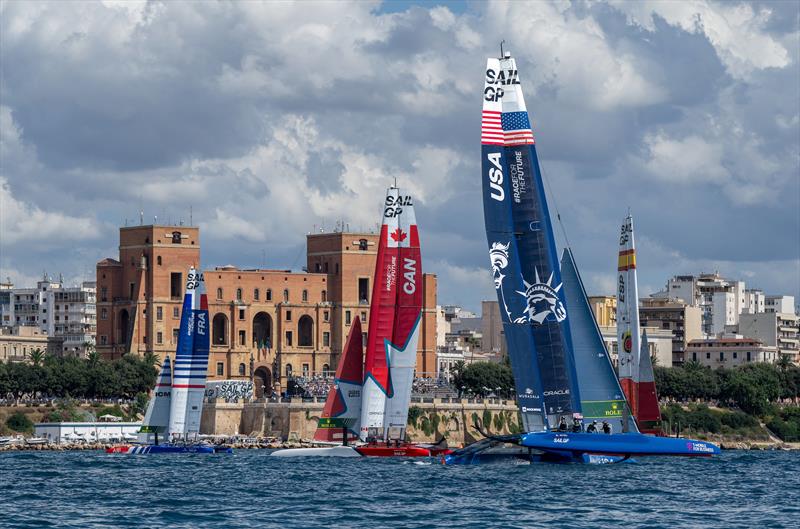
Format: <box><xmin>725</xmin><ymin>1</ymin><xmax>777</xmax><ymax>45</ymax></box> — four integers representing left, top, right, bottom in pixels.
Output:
<box><xmin>444</xmin><ymin>49</ymin><xmax>718</xmax><ymax>464</ymax></box>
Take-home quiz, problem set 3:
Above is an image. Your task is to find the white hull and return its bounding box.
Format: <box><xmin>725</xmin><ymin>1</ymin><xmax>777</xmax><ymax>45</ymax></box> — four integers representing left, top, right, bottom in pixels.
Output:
<box><xmin>269</xmin><ymin>446</ymin><xmax>361</xmax><ymax>458</ymax></box>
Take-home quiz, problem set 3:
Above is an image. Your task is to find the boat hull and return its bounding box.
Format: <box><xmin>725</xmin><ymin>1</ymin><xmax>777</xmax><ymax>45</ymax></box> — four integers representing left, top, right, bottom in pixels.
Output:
<box><xmin>443</xmin><ymin>432</ymin><xmax>718</xmax><ymax>465</ymax></box>
<box><xmin>270</xmin><ymin>443</ymin><xmax>445</xmax><ymax>458</ymax></box>
<box><xmin>106</xmin><ymin>444</ymin><xmax>231</xmax><ymax>454</ymax></box>
<box><xmin>270</xmin><ymin>446</ymin><xmax>362</xmax><ymax>458</ymax></box>
<box><xmin>355</xmin><ymin>444</ymin><xmax>431</xmax><ymax>457</ymax></box>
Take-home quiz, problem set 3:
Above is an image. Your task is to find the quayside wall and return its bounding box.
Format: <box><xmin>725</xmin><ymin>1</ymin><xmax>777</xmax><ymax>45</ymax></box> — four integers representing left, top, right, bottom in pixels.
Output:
<box><xmin>201</xmin><ymin>397</ymin><xmax>520</xmax><ymax>446</ymax></box>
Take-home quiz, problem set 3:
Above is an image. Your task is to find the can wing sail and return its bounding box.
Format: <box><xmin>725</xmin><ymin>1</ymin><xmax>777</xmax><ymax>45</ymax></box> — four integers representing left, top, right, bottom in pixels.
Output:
<box><xmin>359</xmin><ymin>188</ymin><xmax>401</xmax><ymax>441</ymax></box>
<box><xmin>383</xmin><ymin>190</ymin><xmax>422</xmax><ymax>441</ymax></box>
<box><xmin>314</xmin><ymin>317</ymin><xmax>364</xmax><ymax>443</ymax></box>
<box><xmin>482</xmin><ymin>55</ymin><xmax>581</xmax><ymax>431</ymax></box>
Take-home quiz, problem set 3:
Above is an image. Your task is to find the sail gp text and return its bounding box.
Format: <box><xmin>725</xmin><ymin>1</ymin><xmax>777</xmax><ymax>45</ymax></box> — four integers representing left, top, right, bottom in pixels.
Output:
<box><xmin>484</xmin><ymin>68</ymin><xmax>520</xmax><ymax>102</ymax></box>
<box><xmin>384</xmin><ymin>195</ymin><xmax>412</xmax><ymax>217</ymax></box>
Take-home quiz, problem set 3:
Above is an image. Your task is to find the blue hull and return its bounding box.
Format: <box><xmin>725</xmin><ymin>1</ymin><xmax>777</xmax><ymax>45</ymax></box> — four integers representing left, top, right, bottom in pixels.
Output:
<box><xmin>444</xmin><ymin>432</ymin><xmax>718</xmax><ymax>465</ymax></box>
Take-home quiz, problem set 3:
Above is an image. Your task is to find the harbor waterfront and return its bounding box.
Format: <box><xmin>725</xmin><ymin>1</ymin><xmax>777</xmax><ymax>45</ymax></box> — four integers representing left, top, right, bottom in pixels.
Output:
<box><xmin>1</xmin><ymin>449</ymin><xmax>797</xmax><ymax>529</ymax></box>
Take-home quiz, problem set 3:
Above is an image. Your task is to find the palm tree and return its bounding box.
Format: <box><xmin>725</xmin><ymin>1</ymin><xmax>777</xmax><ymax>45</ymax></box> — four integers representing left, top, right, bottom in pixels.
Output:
<box><xmin>142</xmin><ymin>351</ymin><xmax>160</xmax><ymax>369</ymax></box>
<box><xmin>28</xmin><ymin>348</ymin><xmax>45</xmax><ymax>367</ymax></box>
<box><xmin>777</xmin><ymin>354</ymin><xmax>792</xmax><ymax>371</ymax></box>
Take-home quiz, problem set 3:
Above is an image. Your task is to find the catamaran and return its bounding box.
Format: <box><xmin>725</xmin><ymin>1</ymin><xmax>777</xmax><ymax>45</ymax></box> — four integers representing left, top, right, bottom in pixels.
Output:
<box><xmin>617</xmin><ymin>214</ymin><xmax>663</xmax><ymax>435</ymax></box>
<box><xmin>444</xmin><ymin>49</ymin><xmax>718</xmax><ymax>464</ymax></box>
<box><xmin>272</xmin><ymin>186</ymin><xmax>446</xmax><ymax>458</ymax></box>
<box><xmin>107</xmin><ymin>267</ymin><xmax>231</xmax><ymax>454</ymax></box>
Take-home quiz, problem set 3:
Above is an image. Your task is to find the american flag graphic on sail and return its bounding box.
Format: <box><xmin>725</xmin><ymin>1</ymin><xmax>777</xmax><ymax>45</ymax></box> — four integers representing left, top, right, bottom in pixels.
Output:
<box><xmin>481</xmin><ymin>111</ymin><xmax>535</xmax><ymax>146</ymax></box>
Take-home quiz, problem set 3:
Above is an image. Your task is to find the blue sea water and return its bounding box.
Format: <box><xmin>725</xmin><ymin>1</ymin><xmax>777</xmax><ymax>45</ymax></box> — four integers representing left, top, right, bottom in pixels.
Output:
<box><xmin>0</xmin><ymin>450</ymin><xmax>798</xmax><ymax>528</ymax></box>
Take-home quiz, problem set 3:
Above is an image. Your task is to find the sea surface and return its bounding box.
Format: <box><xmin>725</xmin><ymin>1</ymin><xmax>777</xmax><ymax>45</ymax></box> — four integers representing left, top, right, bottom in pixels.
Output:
<box><xmin>0</xmin><ymin>449</ymin><xmax>797</xmax><ymax>528</ymax></box>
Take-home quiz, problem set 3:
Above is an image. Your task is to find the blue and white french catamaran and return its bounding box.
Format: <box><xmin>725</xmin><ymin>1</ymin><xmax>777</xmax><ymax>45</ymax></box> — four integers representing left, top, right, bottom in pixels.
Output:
<box><xmin>108</xmin><ymin>267</ymin><xmax>230</xmax><ymax>455</ymax></box>
<box><xmin>444</xmin><ymin>49</ymin><xmax>719</xmax><ymax>464</ymax></box>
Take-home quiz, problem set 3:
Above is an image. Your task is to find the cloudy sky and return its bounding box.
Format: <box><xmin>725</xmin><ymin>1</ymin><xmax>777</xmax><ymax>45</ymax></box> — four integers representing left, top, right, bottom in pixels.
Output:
<box><xmin>1</xmin><ymin>0</ymin><xmax>798</xmax><ymax>312</ymax></box>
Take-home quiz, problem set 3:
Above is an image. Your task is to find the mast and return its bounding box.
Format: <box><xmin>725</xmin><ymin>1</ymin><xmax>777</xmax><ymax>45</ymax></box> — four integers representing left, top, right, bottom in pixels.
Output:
<box><xmin>359</xmin><ymin>187</ymin><xmax>401</xmax><ymax>441</ymax></box>
<box><xmin>481</xmin><ymin>51</ymin><xmax>581</xmax><ymax>431</ymax></box>
<box><xmin>617</xmin><ymin>214</ymin><xmax>641</xmax><ymax>417</ymax></box>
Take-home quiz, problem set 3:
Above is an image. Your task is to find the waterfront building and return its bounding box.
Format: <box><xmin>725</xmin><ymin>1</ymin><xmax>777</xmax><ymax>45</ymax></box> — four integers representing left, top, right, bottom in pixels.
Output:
<box><xmin>95</xmin><ymin>224</ymin><xmax>437</xmax><ymax>395</ymax></box>
<box><xmin>742</xmin><ymin>289</ymin><xmax>766</xmax><ymax>315</ymax></box>
<box><xmin>480</xmin><ymin>300</ymin><xmax>504</xmax><ymax>356</ymax></box>
<box><xmin>2</xmin><ymin>278</ymin><xmax>96</xmax><ymax>357</ymax></box>
<box><xmin>737</xmin><ymin>312</ymin><xmax>800</xmax><ymax>363</ymax></box>
<box><xmin>686</xmin><ymin>337</ymin><xmax>779</xmax><ymax>369</ymax></box>
<box><xmin>0</xmin><ymin>282</ymin><xmax>12</xmax><ymax>326</ymax></box>
<box><xmin>765</xmin><ymin>295</ymin><xmax>796</xmax><ymax>314</ymax></box>
<box><xmin>639</xmin><ymin>297</ymin><xmax>703</xmax><ymax>366</ymax></box>
<box><xmin>652</xmin><ymin>273</ymin><xmax>745</xmax><ymax>336</ymax></box>
<box><xmin>0</xmin><ymin>326</ymin><xmax>49</xmax><ymax>362</ymax></box>
<box><xmin>587</xmin><ymin>295</ymin><xmax>617</xmax><ymax>327</ymax></box>
<box><xmin>34</xmin><ymin>421</ymin><xmax>142</xmax><ymax>444</ymax></box>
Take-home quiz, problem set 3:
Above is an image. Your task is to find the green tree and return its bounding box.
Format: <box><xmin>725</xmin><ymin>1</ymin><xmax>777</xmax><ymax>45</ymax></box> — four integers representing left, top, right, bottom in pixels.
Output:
<box><xmin>6</xmin><ymin>411</ymin><xmax>33</xmax><ymax>433</ymax></box>
<box><xmin>28</xmin><ymin>348</ymin><xmax>45</xmax><ymax>367</ymax></box>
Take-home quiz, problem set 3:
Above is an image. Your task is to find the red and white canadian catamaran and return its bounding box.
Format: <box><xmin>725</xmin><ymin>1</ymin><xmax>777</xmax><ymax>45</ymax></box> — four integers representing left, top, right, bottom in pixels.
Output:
<box><xmin>272</xmin><ymin>185</ymin><xmax>449</xmax><ymax>458</ymax></box>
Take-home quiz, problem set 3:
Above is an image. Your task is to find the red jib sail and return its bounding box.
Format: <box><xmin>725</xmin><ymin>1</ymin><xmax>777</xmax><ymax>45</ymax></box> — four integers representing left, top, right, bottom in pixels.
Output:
<box><xmin>636</xmin><ymin>330</ymin><xmax>663</xmax><ymax>435</ymax></box>
<box><xmin>314</xmin><ymin>317</ymin><xmax>364</xmax><ymax>443</ymax></box>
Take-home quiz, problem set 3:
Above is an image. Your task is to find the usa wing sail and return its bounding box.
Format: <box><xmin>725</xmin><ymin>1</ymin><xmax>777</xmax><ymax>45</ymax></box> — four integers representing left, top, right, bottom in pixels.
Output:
<box><xmin>482</xmin><ymin>54</ymin><xmax>581</xmax><ymax>430</ymax></box>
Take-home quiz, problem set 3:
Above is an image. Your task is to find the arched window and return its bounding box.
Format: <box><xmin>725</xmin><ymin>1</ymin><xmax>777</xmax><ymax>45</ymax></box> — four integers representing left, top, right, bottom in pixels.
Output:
<box><xmin>302</xmin><ymin>289</ymin><xmax>308</xmax><ymax>302</ymax></box>
<box><xmin>285</xmin><ymin>364</ymin><xmax>293</xmax><ymax>377</ymax></box>
<box><xmin>321</xmin><ymin>290</ymin><xmax>327</xmax><ymax>302</ymax></box>
<box><xmin>283</xmin><ymin>289</ymin><xmax>289</xmax><ymax>302</ymax></box>
<box><xmin>216</xmin><ymin>287</ymin><xmax>223</xmax><ymax>300</ymax></box>
<box><xmin>298</xmin><ymin>315</ymin><xmax>313</xmax><ymax>347</ymax></box>
<box><xmin>253</xmin><ymin>288</ymin><xmax>259</xmax><ymax>301</ymax></box>
<box><xmin>266</xmin><ymin>289</ymin><xmax>272</xmax><ymax>301</ymax></box>
<box><xmin>322</xmin><ymin>363</ymin><xmax>330</xmax><ymax>376</ymax></box>
<box><xmin>236</xmin><ymin>288</ymin><xmax>242</xmax><ymax>301</ymax></box>
<box><xmin>212</xmin><ymin>313</ymin><xmax>228</xmax><ymax>345</ymax></box>
<box><xmin>238</xmin><ymin>363</ymin><xmax>246</xmax><ymax>376</ymax></box>
<box><xmin>157</xmin><ymin>256</ymin><xmax>162</xmax><ymax>266</ymax></box>
<box><xmin>252</xmin><ymin>312</ymin><xmax>272</xmax><ymax>349</ymax></box>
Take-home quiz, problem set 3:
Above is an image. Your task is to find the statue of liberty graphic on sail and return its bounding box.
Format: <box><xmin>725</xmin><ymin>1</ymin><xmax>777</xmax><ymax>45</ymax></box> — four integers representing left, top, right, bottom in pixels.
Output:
<box><xmin>490</xmin><ymin>242</ymin><xmax>566</xmax><ymax>325</ymax></box>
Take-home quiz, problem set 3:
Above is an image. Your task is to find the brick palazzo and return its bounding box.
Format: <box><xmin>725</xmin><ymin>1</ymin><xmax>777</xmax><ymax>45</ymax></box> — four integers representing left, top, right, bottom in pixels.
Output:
<box><xmin>96</xmin><ymin>225</ymin><xmax>437</xmax><ymax>396</ymax></box>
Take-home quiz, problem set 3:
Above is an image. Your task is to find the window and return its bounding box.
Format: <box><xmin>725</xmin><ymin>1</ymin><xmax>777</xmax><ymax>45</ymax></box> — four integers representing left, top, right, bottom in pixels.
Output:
<box><xmin>322</xmin><ymin>363</ymin><xmax>330</xmax><ymax>376</ymax></box>
<box><xmin>216</xmin><ymin>288</ymin><xmax>223</xmax><ymax>300</ymax></box>
<box><xmin>239</xmin><ymin>363</ymin><xmax>246</xmax><ymax>376</ymax></box>
<box><xmin>156</xmin><ymin>306</ymin><xmax>163</xmax><ymax>321</ymax></box>
<box><xmin>286</xmin><ymin>331</ymin><xmax>293</xmax><ymax>346</ymax></box>
<box><xmin>157</xmin><ymin>332</ymin><xmax>163</xmax><ymax>345</ymax></box>
<box><xmin>101</xmin><ymin>287</ymin><xmax>108</xmax><ymax>302</ymax></box>
<box><xmin>302</xmin><ymin>289</ymin><xmax>308</xmax><ymax>302</ymax></box>
<box><xmin>101</xmin><ymin>308</ymin><xmax>108</xmax><ymax>320</ymax></box>
<box><xmin>302</xmin><ymin>364</ymin><xmax>309</xmax><ymax>377</ymax></box>
<box><xmin>345</xmin><ymin>310</ymin><xmax>351</xmax><ymax>325</ymax></box>
<box><xmin>100</xmin><ymin>335</ymin><xmax>107</xmax><ymax>345</ymax></box>
<box><xmin>236</xmin><ymin>288</ymin><xmax>242</xmax><ymax>301</ymax></box>
<box><xmin>285</xmin><ymin>364</ymin><xmax>292</xmax><ymax>377</ymax></box>
<box><xmin>335</xmin><ymin>263</ymin><xmax>339</xmax><ymax>275</ymax></box>
<box><xmin>733</xmin><ymin>352</ymin><xmax>738</xmax><ymax>359</ymax></box>
<box><xmin>323</xmin><ymin>262</ymin><xmax>329</xmax><ymax>273</ymax></box>
<box><xmin>321</xmin><ymin>290</ymin><xmax>327</xmax><ymax>302</ymax></box>
<box><xmin>361</xmin><ymin>311</ymin><xmax>367</xmax><ymax>322</ymax></box>
<box><xmin>173</xmin><ymin>307</ymin><xmax>179</xmax><ymax>318</ymax></box>
<box><xmin>254</xmin><ymin>289</ymin><xmax>260</xmax><ymax>301</ymax></box>
<box><xmin>286</xmin><ymin>310</ymin><xmax>292</xmax><ymax>321</ymax></box>
<box><xmin>157</xmin><ymin>256</ymin><xmax>162</xmax><ymax>266</ymax></box>
<box><xmin>719</xmin><ymin>352</ymin><xmax>725</xmax><ymax>361</ymax></box>
<box><xmin>266</xmin><ymin>289</ymin><xmax>272</xmax><ymax>301</ymax></box>
<box><xmin>358</xmin><ymin>278</ymin><xmax>369</xmax><ymax>303</ymax></box>
<box><xmin>238</xmin><ymin>308</ymin><xmax>245</xmax><ymax>320</ymax></box>
<box><xmin>283</xmin><ymin>289</ymin><xmax>289</xmax><ymax>302</ymax></box>
<box><xmin>239</xmin><ymin>330</ymin><xmax>246</xmax><ymax>346</ymax></box>
<box><xmin>216</xmin><ymin>362</ymin><xmax>224</xmax><ymax>376</ymax></box>
<box><xmin>173</xmin><ymin>328</ymin><xmax>179</xmax><ymax>343</ymax></box>
<box><xmin>323</xmin><ymin>310</ymin><xmax>329</xmax><ymax>322</ymax></box>
<box><xmin>358</xmin><ymin>238</ymin><xmax>368</xmax><ymax>251</ymax></box>
<box><xmin>747</xmin><ymin>351</ymin><xmax>752</xmax><ymax>361</ymax></box>
<box><xmin>323</xmin><ymin>332</ymin><xmax>330</xmax><ymax>347</ymax></box>
<box><xmin>170</xmin><ymin>273</ymin><xmax>182</xmax><ymax>299</ymax></box>
<box><xmin>362</xmin><ymin>332</ymin><xmax>368</xmax><ymax>345</ymax></box>
<box><xmin>298</xmin><ymin>316</ymin><xmax>313</xmax><ymax>347</ymax></box>
<box><xmin>692</xmin><ymin>352</ymin><xmax>697</xmax><ymax>362</ymax></box>
<box><xmin>172</xmin><ymin>231</ymin><xmax>182</xmax><ymax>244</ymax></box>
<box><xmin>706</xmin><ymin>352</ymin><xmax>711</xmax><ymax>360</ymax></box>
<box><xmin>130</xmin><ymin>282</ymin><xmax>136</xmax><ymax>299</ymax></box>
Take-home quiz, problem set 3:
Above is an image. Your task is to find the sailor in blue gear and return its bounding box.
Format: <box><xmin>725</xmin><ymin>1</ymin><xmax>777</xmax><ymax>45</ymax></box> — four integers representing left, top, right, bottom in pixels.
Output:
<box><xmin>571</xmin><ymin>418</ymin><xmax>582</xmax><ymax>432</ymax></box>
<box><xmin>557</xmin><ymin>416</ymin><xmax>568</xmax><ymax>431</ymax></box>
<box><xmin>602</xmin><ymin>421</ymin><xmax>612</xmax><ymax>434</ymax></box>
<box><xmin>586</xmin><ymin>421</ymin><xmax>598</xmax><ymax>433</ymax></box>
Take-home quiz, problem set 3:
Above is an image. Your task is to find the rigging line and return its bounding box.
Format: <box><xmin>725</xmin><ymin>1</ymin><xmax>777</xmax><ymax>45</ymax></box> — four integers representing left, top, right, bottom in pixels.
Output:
<box><xmin>538</xmin><ymin>156</ymin><xmax>572</xmax><ymax>251</ymax></box>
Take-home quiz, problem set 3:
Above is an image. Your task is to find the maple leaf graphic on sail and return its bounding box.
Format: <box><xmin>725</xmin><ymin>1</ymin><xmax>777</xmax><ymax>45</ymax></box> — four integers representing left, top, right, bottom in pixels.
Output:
<box><xmin>390</xmin><ymin>228</ymin><xmax>407</xmax><ymax>242</ymax></box>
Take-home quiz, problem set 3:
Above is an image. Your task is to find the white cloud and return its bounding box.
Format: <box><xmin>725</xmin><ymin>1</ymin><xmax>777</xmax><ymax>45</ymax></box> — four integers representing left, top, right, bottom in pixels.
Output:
<box><xmin>611</xmin><ymin>0</ymin><xmax>791</xmax><ymax>79</ymax></box>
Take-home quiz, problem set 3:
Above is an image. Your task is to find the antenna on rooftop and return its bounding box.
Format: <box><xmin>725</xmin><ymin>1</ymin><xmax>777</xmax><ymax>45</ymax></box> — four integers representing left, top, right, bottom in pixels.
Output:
<box><xmin>190</xmin><ymin>205</ymin><xmax>193</xmax><ymax>226</ymax></box>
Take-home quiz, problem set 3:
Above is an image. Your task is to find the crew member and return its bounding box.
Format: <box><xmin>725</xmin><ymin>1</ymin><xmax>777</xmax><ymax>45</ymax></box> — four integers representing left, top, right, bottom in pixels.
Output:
<box><xmin>571</xmin><ymin>418</ymin><xmax>582</xmax><ymax>433</ymax></box>
<box><xmin>586</xmin><ymin>421</ymin><xmax>598</xmax><ymax>433</ymax></box>
<box><xmin>602</xmin><ymin>421</ymin><xmax>612</xmax><ymax>434</ymax></box>
<box><xmin>557</xmin><ymin>416</ymin><xmax>568</xmax><ymax>432</ymax></box>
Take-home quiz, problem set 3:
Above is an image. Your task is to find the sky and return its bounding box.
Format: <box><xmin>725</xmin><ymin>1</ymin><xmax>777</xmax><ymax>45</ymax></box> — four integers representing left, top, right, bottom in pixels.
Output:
<box><xmin>1</xmin><ymin>0</ymin><xmax>798</xmax><ymax>313</ymax></box>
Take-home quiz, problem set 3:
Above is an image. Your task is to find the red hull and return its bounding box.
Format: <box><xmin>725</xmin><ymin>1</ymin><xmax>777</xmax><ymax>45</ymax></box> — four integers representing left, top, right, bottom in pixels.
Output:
<box><xmin>355</xmin><ymin>444</ymin><xmax>433</xmax><ymax>457</ymax></box>
<box><xmin>106</xmin><ymin>445</ymin><xmax>130</xmax><ymax>454</ymax></box>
